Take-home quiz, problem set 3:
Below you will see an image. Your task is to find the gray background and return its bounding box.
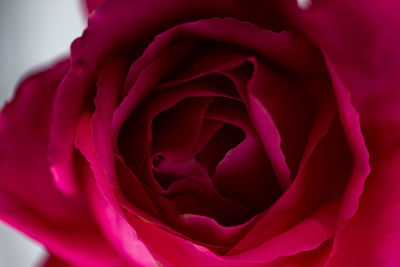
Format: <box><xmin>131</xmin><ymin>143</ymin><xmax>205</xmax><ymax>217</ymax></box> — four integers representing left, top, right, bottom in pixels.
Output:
<box><xmin>0</xmin><ymin>1</ymin><xmax>85</xmax><ymax>266</ymax></box>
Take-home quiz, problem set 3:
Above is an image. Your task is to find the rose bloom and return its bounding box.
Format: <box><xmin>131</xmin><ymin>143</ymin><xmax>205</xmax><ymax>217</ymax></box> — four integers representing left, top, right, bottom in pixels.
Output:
<box><xmin>1</xmin><ymin>0</ymin><xmax>400</xmax><ymax>266</ymax></box>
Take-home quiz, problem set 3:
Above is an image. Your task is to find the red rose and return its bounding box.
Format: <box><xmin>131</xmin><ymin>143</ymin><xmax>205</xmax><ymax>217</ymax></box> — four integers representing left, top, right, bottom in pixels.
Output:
<box><xmin>1</xmin><ymin>0</ymin><xmax>399</xmax><ymax>266</ymax></box>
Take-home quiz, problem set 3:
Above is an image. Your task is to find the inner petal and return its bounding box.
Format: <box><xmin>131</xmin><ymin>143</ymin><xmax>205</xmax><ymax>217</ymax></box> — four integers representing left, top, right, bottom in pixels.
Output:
<box><xmin>118</xmin><ymin>74</ymin><xmax>239</xmax><ymax>181</ymax></box>
<box><xmin>148</xmin><ymin>95</ymin><xmax>282</xmax><ymax>226</ymax></box>
<box><xmin>151</xmin><ymin>97</ymin><xmax>214</xmax><ymax>160</ymax></box>
<box><xmin>205</xmin><ymin>98</ymin><xmax>282</xmax><ymax>216</ymax></box>
<box><xmin>152</xmin><ymin>156</ymin><xmax>254</xmax><ymax>226</ymax></box>
<box><xmin>196</xmin><ymin>123</ymin><xmax>245</xmax><ymax>177</ymax></box>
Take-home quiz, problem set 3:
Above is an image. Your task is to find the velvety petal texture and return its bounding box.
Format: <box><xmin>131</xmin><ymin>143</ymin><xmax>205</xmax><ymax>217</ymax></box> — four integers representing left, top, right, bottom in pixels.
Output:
<box><xmin>0</xmin><ymin>60</ymin><xmax>129</xmax><ymax>266</ymax></box>
<box><xmin>1</xmin><ymin>0</ymin><xmax>399</xmax><ymax>266</ymax></box>
<box><xmin>276</xmin><ymin>0</ymin><xmax>400</xmax><ymax>265</ymax></box>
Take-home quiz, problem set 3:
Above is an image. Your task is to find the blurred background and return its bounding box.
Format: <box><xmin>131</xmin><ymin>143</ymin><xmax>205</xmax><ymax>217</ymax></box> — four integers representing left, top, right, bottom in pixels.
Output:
<box><xmin>0</xmin><ymin>0</ymin><xmax>85</xmax><ymax>266</ymax></box>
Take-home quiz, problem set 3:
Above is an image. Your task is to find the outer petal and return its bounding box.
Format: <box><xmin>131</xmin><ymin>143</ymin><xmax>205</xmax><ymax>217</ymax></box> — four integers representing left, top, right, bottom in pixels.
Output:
<box><xmin>74</xmin><ymin>113</ymin><xmax>160</xmax><ymax>267</ymax></box>
<box><xmin>0</xmin><ymin>60</ymin><xmax>127</xmax><ymax>266</ymax></box>
<box><xmin>326</xmin><ymin>137</ymin><xmax>400</xmax><ymax>265</ymax></box>
<box><xmin>42</xmin><ymin>255</ymin><xmax>72</xmax><ymax>267</ymax></box>
<box><xmin>42</xmin><ymin>255</ymin><xmax>85</xmax><ymax>267</ymax></box>
<box><xmin>278</xmin><ymin>0</ymin><xmax>400</xmax><ymax>265</ymax></box>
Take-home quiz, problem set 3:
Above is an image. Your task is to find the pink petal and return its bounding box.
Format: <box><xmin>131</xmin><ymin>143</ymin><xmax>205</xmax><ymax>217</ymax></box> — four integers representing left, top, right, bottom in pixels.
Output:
<box><xmin>277</xmin><ymin>1</ymin><xmax>400</xmax><ymax>264</ymax></box>
<box><xmin>0</xmin><ymin>60</ymin><xmax>127</xmax><ymax>266</ymax></box>
<box><xmin>74</xmin><ymin>113</ymin><xmax>159</xmax><ymax>266</ymax></box>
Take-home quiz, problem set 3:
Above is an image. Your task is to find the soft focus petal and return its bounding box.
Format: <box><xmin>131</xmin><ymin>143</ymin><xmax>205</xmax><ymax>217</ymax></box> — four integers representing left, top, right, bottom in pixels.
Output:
<box><xmin>0</xmin><ymin>60</ymin><xmax>126</xmax><ymax>266</ymax></box>
<box><xmin>42</xmin><ymin>255</ymin><xmax>72</xmax><ymax>267</ymax></box>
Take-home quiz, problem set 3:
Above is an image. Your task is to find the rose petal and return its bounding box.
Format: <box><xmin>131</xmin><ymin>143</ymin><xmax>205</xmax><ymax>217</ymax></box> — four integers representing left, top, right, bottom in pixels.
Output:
<box><xmin>196</xmin><ymin>123</ymin><xmax>245</xmax><ymax>177</ymax></box>
<box><xmin>91</xmin><ymin>57</ymin><xmax>129</xmax><ymax>182</ymax></box>
<box><xmin>326</xmin><ymin>126</ymin><xmax>400</xmax><ymax>267</ymax></box>
<box><xmin>82</xmin><ymin>0</ymin><xmax>104</xmax><ymax>14</ymax></box>
<box><xmin>206</xmin><ymin>99</ymin><xmax>282</xmax><ymax>218</ymax></box>
<box><xmin>246</xmin><ymin>61</ymin><xmax>315</xmax><ymax>182</ymax></box>
<box><xmin>48</xmin><ymin>62</ymin><xmax>91</xmax><ymax>195</ymax></box>
<box><xmin>224</xmin><ymin>61</ymin><xmax>290</xmax><ymax>190</ymax></box>
<box><xmin>42</xmin><ymin>255</ymin><xmax>71</xmax><ymax>267</ymax></box>
<box><xmin>114</xmin><ymin>155</ymin><xmax>162</xmax><ymax>220</ymax></box>
<box><xmin>157</xmin><ymin>157</ymin><xmax>252</xmax><ymax>218</ymax></box>
<box><xmin>151</xmin><ymin>97</ymin><xmax>215</xmax><ymax>160</ymax></box>
<box><xmin>229</xmin><ymin>111</ymin><xmax>345</xmax><ymax>261</ymax></box>
<box><xmin>74</xmin><ymin>113</ymin><xmax>159</xmax><ymax>266</ymax></box>
<box><xmin>278</xmin><ymin>0</ymin><xmax>399</xmax><ymax>264</ymax></box>
<box><xmin>116</xmin><ymin>155</ymin><xmax>246</xmax><ymax>253</ymax></box>
<box><xmin>0</xmin><ymin>60</ymin><xmax>126</xmax><ymax>266</ymax></box>
<box><xmin>324</xmin><ymin>56</ymin><xmax>370</xmax><ymax>225</ymax></box>
<box><xmin>113</xmin><ymin>39</ymin><xmax>196</xmax><ymax>143</ymax></box>
<box><xmin>266</xmin><ymin>239</ymin><xmax>333</xmax><ymax>267</ymax></box>
<box><xmin>124</xmin><ymin>210</ymin><xmax>243</xmax><ymax>267</ymax></box>
<box><xmin>226</xmin><ymin>201</ymin><xmax>340</xmax><ymax>263</ymax></box>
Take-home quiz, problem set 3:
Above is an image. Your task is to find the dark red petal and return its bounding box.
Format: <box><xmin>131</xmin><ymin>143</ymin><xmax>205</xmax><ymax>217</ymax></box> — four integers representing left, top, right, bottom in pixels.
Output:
<box><xmin>326</xmin><ymin>125</ymin><xmax>400</xmax><ymax>267</ymax></box>
<box><xmin>118</xmin><ymin>75</ymin><xmax>242</xmax><ymax>183</ymax></box>
<box><xmin>151</xmin><ymin>97</ymin><xmax>214</xmax><ymax>160</ymax></box>
<box><xmin>206</xmin><ymin>99</ymin><xmax>281</xmax><ymax>218</ymax></box>
<box><xmin>82</xmin><ymin>0</ymin><xmax>104</xmax><ymax>14</ymax></box>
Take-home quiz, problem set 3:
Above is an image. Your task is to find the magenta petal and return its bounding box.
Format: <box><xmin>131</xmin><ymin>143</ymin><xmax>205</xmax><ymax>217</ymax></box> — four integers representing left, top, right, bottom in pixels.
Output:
<box><xmin>90</xmin><ymin>58</ymin><xmax>128</xmax><ymax>182</ymax></box>
<box><xmin>68</xmin><ymin>2</ymin><xmax>249</xmax><ymax>154</ymax></box>
<box><xmin>82</xmin><ymin>0</ymin><xmax>104</xmax><ymax>14</ymax></box>
<box><xmin>205</xmin><ymin>99</ymin><xmax>281</xmax><ymax>212</ymax></box>
<box><xmin>42</xmin><ymin>254</ymin><xmax>130</xmax><ymax>267</ymax></box>
<box><xmin>113</xmin><ymin>39</ymin><xmax>196</xmax><ymax>143</ymax></box>
<box><xmin>114</xmin><ymin>154</ymin><xmax>162</xmax><ymax>221</ymax></box>
<box><xmin>74</xmin><ymin>113</ymin><xmax>158</xmax><ymax>266</ymax></box>
<box><xmin>48</xmin><ymin>62</ymin><xmax>90</xmax><ymax>196</ymax></box>
<box><xmin>266</xmin><ymin>240</ymin><xmax>333</xmax><ymax>267</ymax></box>
<box><xmin>324</xmin><ymin>56</ymin><xmax>370</xmax><ymax>224</ymax></box>
<box><xmin>227</xmin><ymin>60</ymin><xmax>291</xmax><ymax>190</ymax></box>
<box><xmin>112</xmin><ymin>16</ymin><xmax>321</xmax><ymax>143</ymax></box>
<box><xmin>42</xmin><ymin>255</ymin><xmax>71</xmax><ymax>267</ymax></box>
<box><xmin>151</xmin><ymin>97</ymin><xmax>214</xmax><ymax>160</ymax></box>
<box><xmin>190</xmin><ymin>119</ymin><xmax>225</xmax><ymax>157</ymax></box>
<box><xmin>326</xmin><ymin>137</ymin><xmax>400</xmax><ymax>267</ymax></box>
<box><xmin>124</xmin><ymin>211</ymin><xmax>235</xmax><ymax>267</ymax></box>
<box><xmin>323</xmin><ymin>57</ymin><xmax>372</xmax><ymax>266</ymax></box>
<box><xmin>226</xmin><ymin>201</ymin><xmax>340</xmax><ymax>264</ymax></box>
<box><xmin>277</xmin><ymin>1</ymin><xmax>399</xmax><ymax>265</ymax></box>
<box><xmin>175</xmin><ymin>213</ymin><xmax>253</xmax><ymax>249</ymax></box>
<box><xmin>247</xmin><ymin>61</ymin><xmax>315</xmax><ymax>183</ymax></box>
<box><xmin>154</xmin><ymin>157</ymin><xmax>254</xmax><ymax>246</ymax></box>
<box><xmin>228</xmin><ymin>109</ymin><xmax>341</xmax><ymax>260</ymax></box>
<box><xmin>0</xmin><ymin>60</ymin><xmax>125</xmax><ymax>266</ymax></box>
<box><xmin>86</xmin><ymin>172</ymin><xmax>159</xmax><ymax>267</ymax></box>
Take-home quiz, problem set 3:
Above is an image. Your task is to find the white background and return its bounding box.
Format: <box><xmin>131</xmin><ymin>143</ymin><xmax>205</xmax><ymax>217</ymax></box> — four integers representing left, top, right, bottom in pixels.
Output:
<box><xmin>0</xmin><ymin>1</ymin><xmax>86</xmax><ymax>266</ymax></box>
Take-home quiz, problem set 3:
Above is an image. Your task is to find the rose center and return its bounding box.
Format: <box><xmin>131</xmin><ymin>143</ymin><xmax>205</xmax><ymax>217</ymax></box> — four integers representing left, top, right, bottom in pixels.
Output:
<box><xmin>147</xmin><ymin>96</ymin><xmax>282</xmax><ymax>226</ymax></box>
